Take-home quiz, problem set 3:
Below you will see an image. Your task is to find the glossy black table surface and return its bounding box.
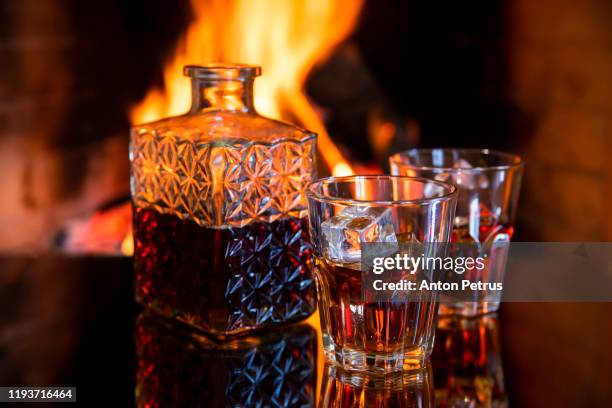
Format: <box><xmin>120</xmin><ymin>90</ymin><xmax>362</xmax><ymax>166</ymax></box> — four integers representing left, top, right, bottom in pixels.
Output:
<box><xmin>0</xmin><ymin>256</ymin><xmax>610</xmax><ymax>407</ymax></box>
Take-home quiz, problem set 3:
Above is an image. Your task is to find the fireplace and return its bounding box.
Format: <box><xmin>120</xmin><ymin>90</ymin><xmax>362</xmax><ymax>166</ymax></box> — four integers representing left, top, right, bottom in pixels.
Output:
<box><xmin>0</xmin><ymin>0</ymin><xmax>610</xmax><ymax>254</ymax></box>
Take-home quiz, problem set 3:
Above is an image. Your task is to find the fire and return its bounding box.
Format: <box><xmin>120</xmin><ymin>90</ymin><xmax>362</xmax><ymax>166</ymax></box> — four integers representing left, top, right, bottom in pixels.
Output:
<box><xmin>121</xmin><ymin>229</ymin><xmax>134</xmax><ymax>256</ymax></box>
<box><xmin>130</xmin><ymin>0</ymin><xmax>364</xmax><ymax>176</ymax></box>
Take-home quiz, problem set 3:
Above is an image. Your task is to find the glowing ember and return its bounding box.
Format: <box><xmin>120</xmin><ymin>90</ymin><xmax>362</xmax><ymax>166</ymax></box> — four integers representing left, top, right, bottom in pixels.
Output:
<box><xmin>62</xmin><ymin>202</ymin><xmax>132</xmax><ymax>255</ymax></box>
<box><xmin>121</xmin><ymin>229</ymin><xmax>134</xmax><ymax>256</ymax></box>
<box><xmin>130</xmin><ymin>0</ymin><xmax>363</xmax><ymax>176</ymax></box>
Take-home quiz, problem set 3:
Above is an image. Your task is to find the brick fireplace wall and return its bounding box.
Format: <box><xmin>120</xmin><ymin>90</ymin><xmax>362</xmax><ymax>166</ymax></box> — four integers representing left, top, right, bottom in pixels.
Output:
<box><xmin>503</xmin><ymin>2</ymin><xmax>611</xmax><ymax>407</ymax></box>
<box><xmin>509</xmin><ymin>0</ymin><xmax>612</xmax><ymax>241</ymax></box>
<box><xmin>0</xmin><ymin>0</ymin><xmax>187</xmax><ymax>251</ymax></box>
<box><xmin>0</xmin><ymin>0</ymin><xmax>128</xmax><ymax>250</ymax></box>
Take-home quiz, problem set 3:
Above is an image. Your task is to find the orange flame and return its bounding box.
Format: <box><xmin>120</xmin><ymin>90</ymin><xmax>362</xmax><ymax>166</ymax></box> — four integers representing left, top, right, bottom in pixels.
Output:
<box><xmin>130</xmin><ymin>0</ymin><xmax>363</xmax><ymax>176</ymax></box>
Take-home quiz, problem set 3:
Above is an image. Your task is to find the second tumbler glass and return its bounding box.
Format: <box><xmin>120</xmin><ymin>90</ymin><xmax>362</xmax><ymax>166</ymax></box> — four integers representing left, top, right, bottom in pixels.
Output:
<box><xmin>389</xmin><ymin>149</ymin><xmax>523</xmax><ymax>316</ymax></box>
<box><xmin>307</xmin><ymin>176</ymin><xmax>457</xmax><ymax>373</ymax></box>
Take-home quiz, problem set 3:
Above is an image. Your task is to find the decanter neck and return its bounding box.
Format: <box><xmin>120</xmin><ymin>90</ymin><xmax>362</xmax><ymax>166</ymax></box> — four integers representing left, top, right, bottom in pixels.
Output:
<box><xmin>185</xmin><ymin>64</ymin><xmax>259</xmax><ymax>114</ymax></box>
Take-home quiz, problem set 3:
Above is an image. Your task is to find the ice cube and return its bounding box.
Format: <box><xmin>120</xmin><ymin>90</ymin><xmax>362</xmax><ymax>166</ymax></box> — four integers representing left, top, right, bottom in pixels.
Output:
<box><xmin>424</xmin><ymin>172</ymin><xmax>451</xmax><ymax>197</ymax></box>
<box><xmin>452</xmin><ymin>158</ymin><xmax>488</xmax><ymax>189</ymax></box>
<box><xmin>321</xmin><ymin>206</ymin><xmax>398</xmax><ymax>263</ymax></box>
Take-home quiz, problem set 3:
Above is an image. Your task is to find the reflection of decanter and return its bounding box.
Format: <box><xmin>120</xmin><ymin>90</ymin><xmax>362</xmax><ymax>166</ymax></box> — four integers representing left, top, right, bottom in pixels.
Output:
<box><xmin>130</xmin><ymin>64</ymin><xmax>317</xmax><ymax>339</ymax></box>
<box><xmin>319</xmin><ymin>363</ymin><xmax>434</xmax><ymax>407</ymax></box>
<box><xmin>432</xmin><ymin>314</ymin><xmax>507</xmax><ymax>407</ymax></box>
<box><xmin>134</xmin><ymin>312</ymin><xmax>317</xmax><ymax>408</ymax></box>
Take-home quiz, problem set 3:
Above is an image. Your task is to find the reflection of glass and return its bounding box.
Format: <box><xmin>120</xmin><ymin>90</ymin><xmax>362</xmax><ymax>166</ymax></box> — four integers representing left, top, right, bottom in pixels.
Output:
<box><xmin>390</xmin><ymin>149</ymin><xmax>523</xmax><ymax>316</ymax></box>
<box><xmin>307</xmin><ymin>176</ymin><xmax>457</xmax><ymax>373</ymax></box>
<box><xmin>134</xmin><ymin>312</ymin><xmax>317</xmax><ymax>407</ymax></box>
<box><xmin>319</xmin><ymin>363</ymin><xmax>434</xmax><ymax>407</ymax></box>
<box><xmin>130</xmin><ymin>64</ymin><xmax>317</xmax><ymax>338</ymax></box>
<box><xmin>431</xmin><ymin>314</ymin><xmax>507</xmax><ymax>407</ymax></box>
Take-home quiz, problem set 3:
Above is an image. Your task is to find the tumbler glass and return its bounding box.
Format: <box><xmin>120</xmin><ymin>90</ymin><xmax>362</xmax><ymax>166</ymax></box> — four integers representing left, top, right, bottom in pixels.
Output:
<box><xmin>389</xmin><ymin>149</ymin><xmax>523</xmax><ymax>316</ymax></box>
<box><xmin>307</xmin><ymin>175</ymin><xmax>457</xmax><ymax>373</ymax></box>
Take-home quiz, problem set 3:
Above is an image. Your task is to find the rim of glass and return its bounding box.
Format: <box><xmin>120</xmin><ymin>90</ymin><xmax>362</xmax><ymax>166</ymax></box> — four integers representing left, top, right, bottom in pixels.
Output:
<box><xmin>307</xmin><ymin>175</ymin><xmax>457</xmax><ymax>206</ymax></box>
<box><xmin>183</xmin><ymin>63</ymin><xmax>262</xmax><ymax>79</ymax></box>
<box><xmin>389</xmin><ymin>148</ymin><xmax>524</xmax><ymax>172</ymax></box>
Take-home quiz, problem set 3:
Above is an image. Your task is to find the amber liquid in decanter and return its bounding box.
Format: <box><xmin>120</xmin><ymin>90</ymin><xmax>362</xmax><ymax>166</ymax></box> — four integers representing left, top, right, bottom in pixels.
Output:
<box><xmin>130</xmin><ymin>64</ymin><xmax>317</xmax><ymax>339</ymax></box>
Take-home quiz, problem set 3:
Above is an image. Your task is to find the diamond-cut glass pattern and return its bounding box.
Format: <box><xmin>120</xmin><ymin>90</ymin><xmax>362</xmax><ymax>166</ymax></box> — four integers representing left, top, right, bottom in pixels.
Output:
<box><xmin>225</xmin><ymin>328</ymin><xmax>316</xmax><ymax>407</ymax></box>
<box><xmin>131</xmin><ymin>78</ymin><xmax>318</xmax><ymax>338</ymax></box>
<box><xmin>134</xmin><ymin>208</ymin><xmax>316</xmax><ymax>338</ymax></box>
<box><xmin>131</xmin><ymin>127</ymin><xmax>315</xmax><ymax>227</ymax></box>
<box><xmin>225</xmin><ymin>217</ymin><xmax>314</xmax><ymax>331</ymax></box>
<box><xmin>135</xmin><ymin>312</ymin><xmax>316</xmax><ymax>408</ymax></box>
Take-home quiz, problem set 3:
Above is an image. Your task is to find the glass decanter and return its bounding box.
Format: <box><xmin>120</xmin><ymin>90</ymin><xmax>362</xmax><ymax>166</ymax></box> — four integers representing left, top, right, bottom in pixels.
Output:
<box><xmin>130</xmin><ymin>64</ymin><xmax>317</xmax><ymax>340</ymax></box>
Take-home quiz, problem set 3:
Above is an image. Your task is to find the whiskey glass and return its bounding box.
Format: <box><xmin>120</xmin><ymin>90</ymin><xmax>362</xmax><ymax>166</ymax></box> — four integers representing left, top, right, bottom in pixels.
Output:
<box><xmin>307</xmin><ymin>175</ymin><xmax>457</xmax><ymax>373</ymax></box>
<box><xmin>389</xmin><ymin>149</ymin><xmax>523</xmax><ymax>316</ymax></box>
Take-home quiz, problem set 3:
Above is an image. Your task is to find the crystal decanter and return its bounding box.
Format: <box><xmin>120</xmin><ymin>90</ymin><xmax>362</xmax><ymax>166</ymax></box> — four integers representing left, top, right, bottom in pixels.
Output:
<box><xmin>130</xmin><ymin>64</ymin><xmax>317</xmax><ymax>340</ymax></box>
